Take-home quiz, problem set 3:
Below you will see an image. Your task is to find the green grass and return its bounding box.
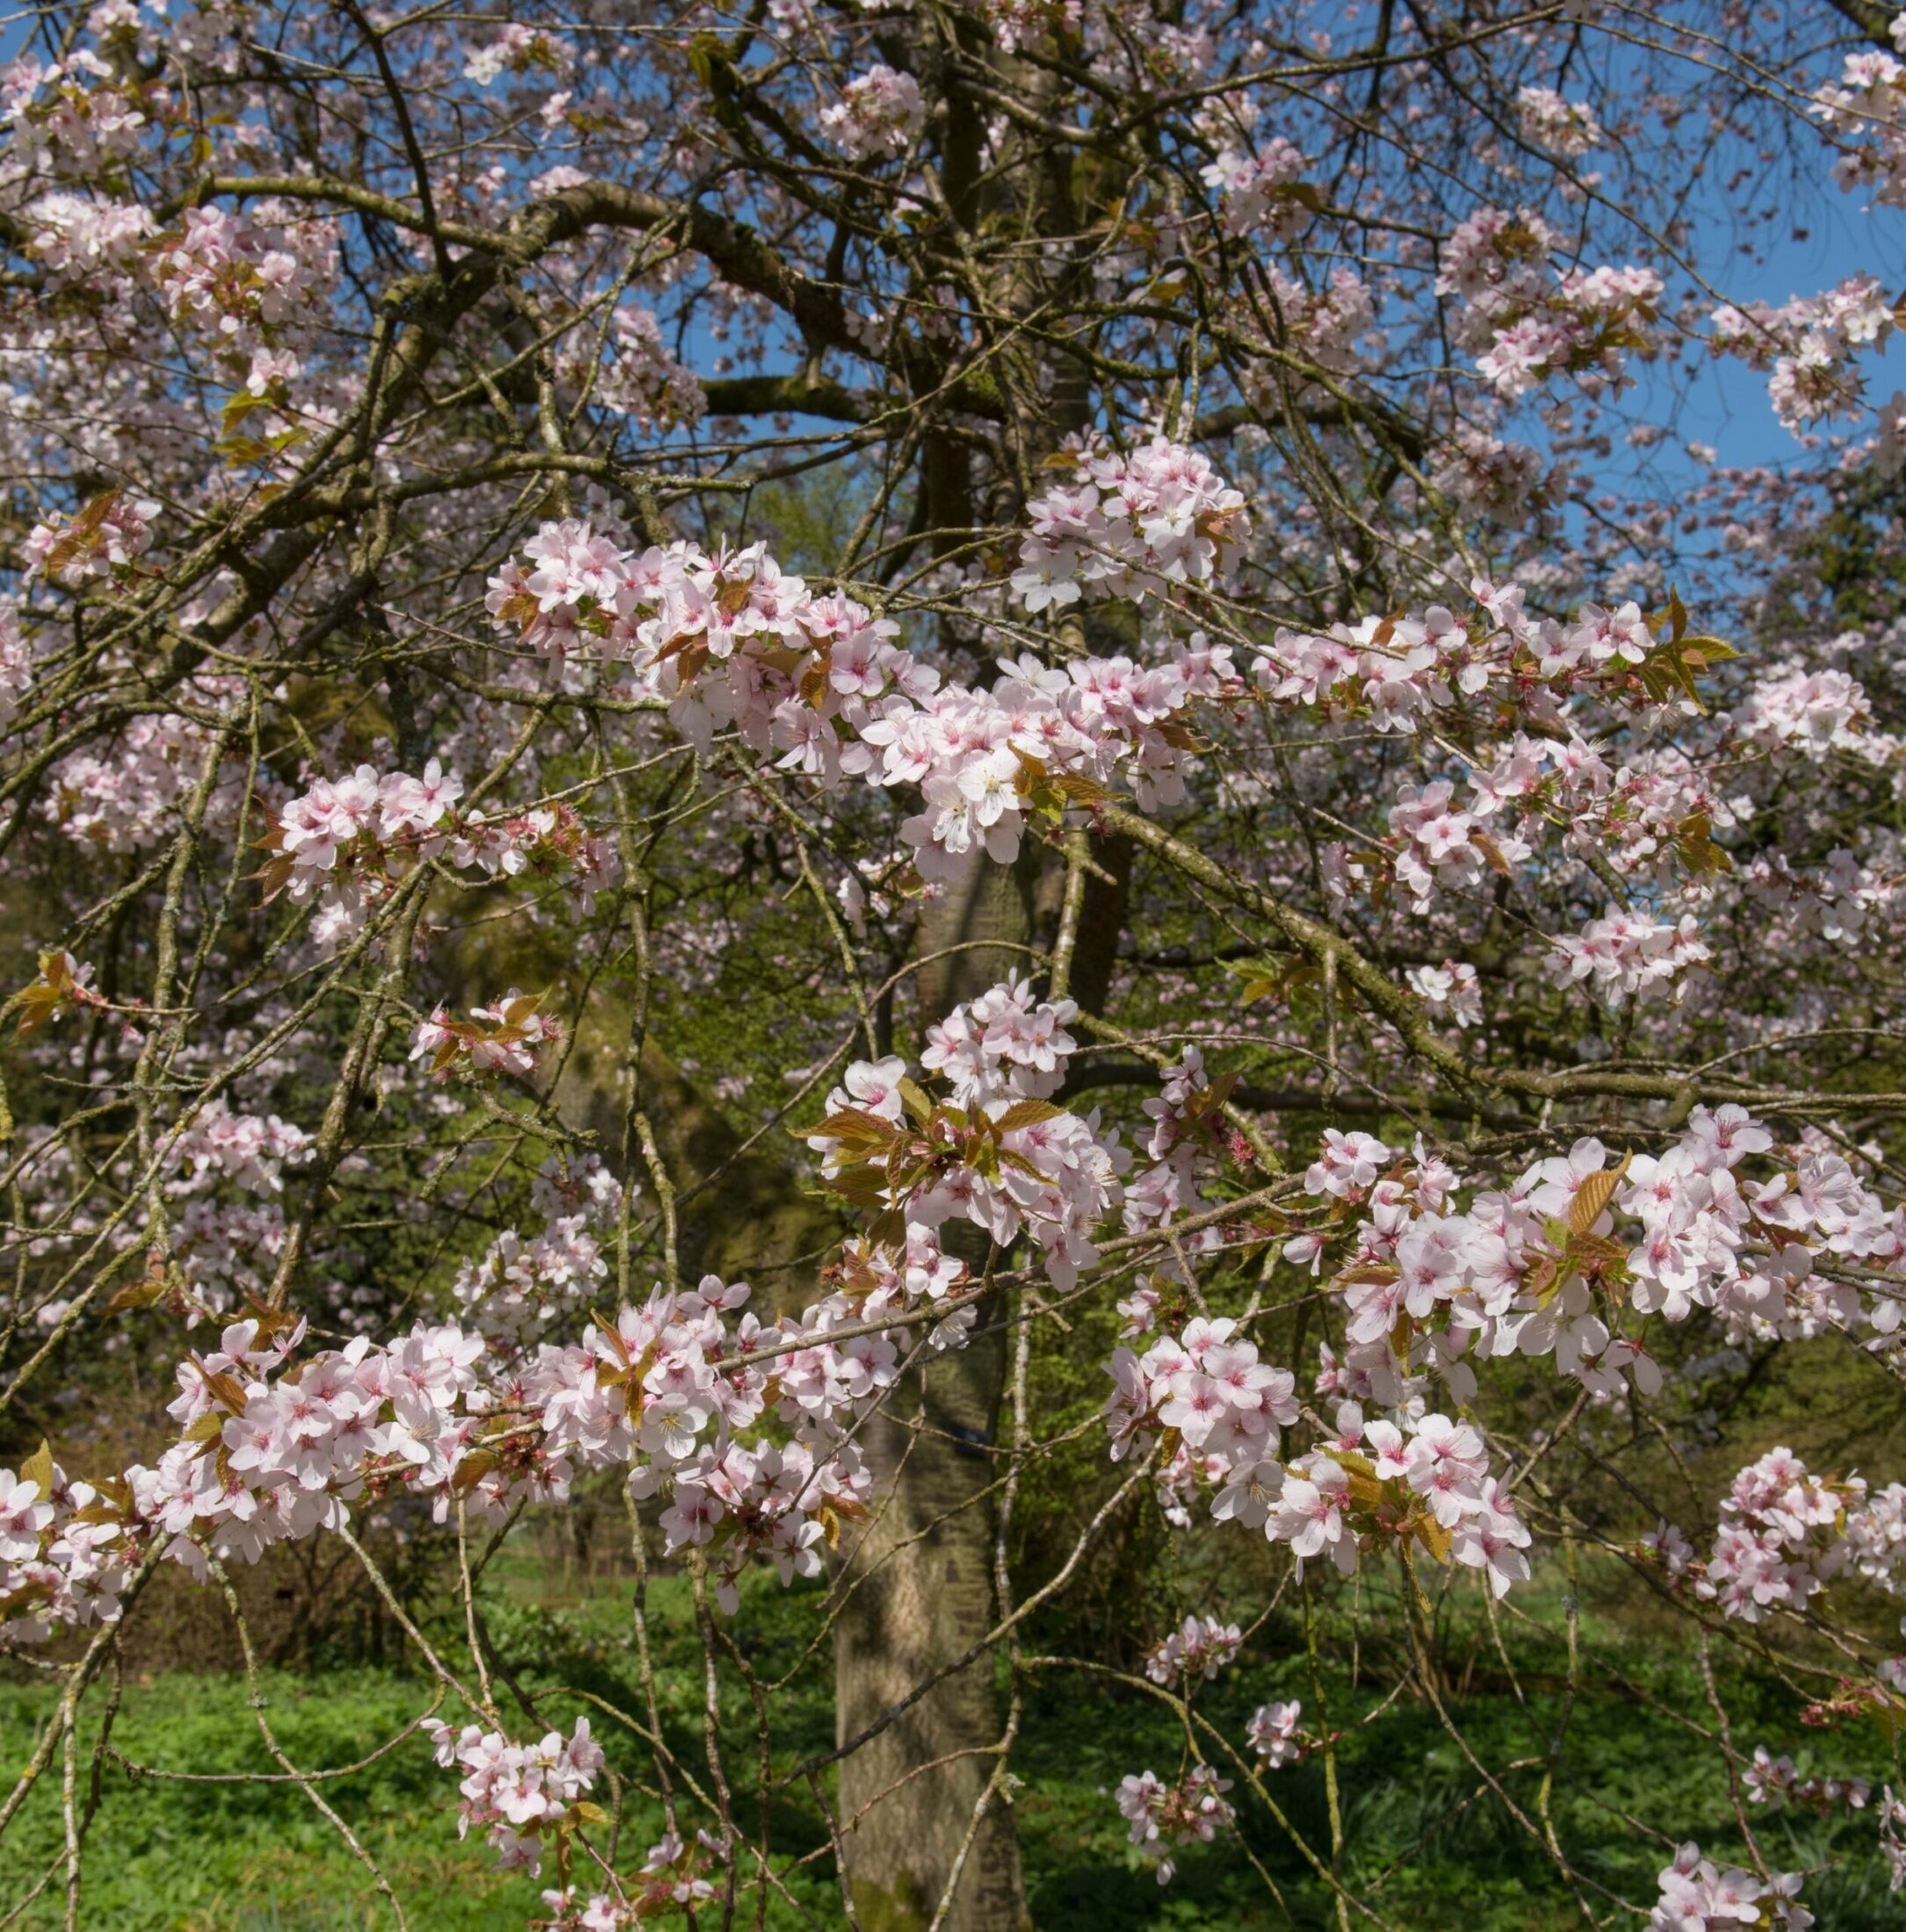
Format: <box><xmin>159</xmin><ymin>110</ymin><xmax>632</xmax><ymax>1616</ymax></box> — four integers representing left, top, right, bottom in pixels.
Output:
<box><xmin>2</xmin><ymin>1561</ymin><xmax>1900</xmax><ymax>1930</ymax></box>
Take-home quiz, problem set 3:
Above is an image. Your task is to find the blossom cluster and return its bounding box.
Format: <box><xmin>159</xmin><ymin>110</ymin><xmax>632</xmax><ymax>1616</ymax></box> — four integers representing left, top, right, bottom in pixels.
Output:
<box><xmin>2</xmin><ymin>47</ymin><xmax>158</xmax><ymax>177</ymax></box>
<box><xmin>1319</xmin><ymin>632</ymin><xmax>1900</xmax><ymax>983</ymax></box>
<box><xmin>1105</xmin><ymin>1313</ymin><xmax>1298</xmax><ymax>1514</ymax></box>
<box><xmin>1198</xmin><ymin>138</ymin><xmax>1311</xmax><ymax>238</ymax></box>
<box><xmin>1698</xmin><ymin>1447</ymin><xmax>1906</xmax><ymax>1624</ymax></box>
<box><xmin>412</xmin><ymin>991</ymin><xmax>566</xmax><ymax>1084</ymax></box>
<box><xmin>1433</xmin><ymin>426</ymin><xmax>1549</xmax><ymax>523</ymax></box>
<box><xmin>815</xmin><ymin>1223</ymin><xmax>974</xmax><ymax>1352</ymax></box>
<box><xmin>271</xmin><ymin>758</ymin><xmax>457</xmax><ymax>899</ymax></box>
<box><xmin>1814</xmin><ymin>47</ymin><xmax>1906</xmax><ymax>209</ymax></box>
<box><xmin>449</xmin><ymin>1154</ymin><xmax>619</xmax><ymax>1343</ymax></box>
<box><xmin>1262</xmin><ymin>592</ymin><xmax>1788</xmax><ymax>948</ymax></box>
<box><xmin>1122</xmin><ymin>1045</ymin><xmax>1235</xmax><ymax>1236</ymax></box>
<box><xmin>0</xmin><ymin>1074</ymin><xmax>315</xmax><ymax>1327</ymax></box>
<box><xmin>136</xmin><ymin>1313</ymin><xmax>488</xmax><ymax>1578</ymax></box>
<box><xmin>11</xmin><ymin>1265</ymin><xmax>856</xmax><ymax>1642</ymax></box>
<box><xmin>1115</xmin><ymin>1766</ymin><xmax>1235</xmax><ymax>1885</ymax></box>
<box><xmin>1280</xmin><ymin>1109</ymin><xmax>1906</xmax><ymax>1420</ymax></box>
<box><xmin>154</xmin><ymin>1099</ymin><xmax>314</xmax><ymax>1319</ymax></box>
<box><xmin>592</xmin><ymin>304</ymin><xmax>706</xmax><ymax>432</ymax></box>
<box><xmin>485</xmin><ymin>515</ymin><xmax>1238</xmax><ymax>880</ymax></box>
<box><xmin>1883</xmin><ymin>1786</ymin><xmax>1906</xmax><ymax>1894</ymax></box>
<box><xmin>424</xmin><ymin>1716</ymin><xmax>603</xmax><ymax>1873</ymax></box>
<box><xmin>44</xmin><ymin>703</ymin><xmax>237</xmax><ymax>852</ymax></box>
<box><xmin>978</xmin><ymin>0</ymin><xmax>1082</xmax><ymax>54</ymax></box>
<box><xmin>538</xmin><ymin>1832</ymin><xmax>720</xmax><ymax>1928</ymax></box>
<box><xmin>267</xmin><ymin>758</ymin><xmax>614</xmax><ymax>948</ymax></box>
<box><xmin>163</xmin><ymin>1098</ymin><xmax>314</xmax><ymax>1197</ymax></box>
<box><xmin>1515</xmin><ymin>85</ymin><xmax>1603</xmax><ymax>157</ymax></box>
<box><xmin>1549</xmin><ymin>906</ymin><xmax>1710</xmax><ymax>1003</ymax></box>
<box><xmin>810</xmin><ymin>976</ymin><xmax>1125</xmax><ymax>1289</ymax></box>
<box><xmin>820</xmin><ymin>65</ymin><xmax>925</xmax><ymax>160</ymax></box>
<box><xmin>1246</xmin><ymin>1699</ymin><xmax>1305</xmax><ymax>1767</ymax></box>
<box><xmin>1406</xmin><ymin>961</ymin><xmax>1483</xmax><ymax>1027</ymax></box>
<box><xmin>0</xmin><ymin>602</ymin><xmax>30</xmax><ymax>729</ymax></box>
<box><xmin>1438</xmin><ymin>206</ymin><xmax>1661</xmax><ymax>400</ymax></box>
<box><xmin>150</xmin><ymin>202</ymin><xmax>336</xmax><ymax>350</ymax></box>
<box><xmin>1743</xmin><ymin>1746</ymin><xmax>1870</xmax><ymax>1813</ymax></box>
<box><xmin>1102</xmin><ymin>1264</ymin><xmax>1535</xmax><ymax>1585</ymax></box>
<box><xmin>1649</xmin><ymin>1842</ymin><xmax>1811</xmax><ymax>1930</ymax></box>
<box><xmin>884</xmin><ymin>640</ymin><xmax>1237</xmax><ymax>874</ymax></box>
<box><xmin>1010</xmin><ymin>435</ymin><xmax>1252</xmax><ymax>611</ymax></box>
<box><xmin>523</xmin><ymin>1276</ymin><xmax>884</xmax><ymax>1611</ymax></box>
<box><xmin>0</xmin><ymin>970</ymin><xmax>1136</xmax><ymax>1643</ymax></box>
<box><xmin>1144</xmin><ymin>1613</ymin><xmax>1242</xmax><ymax>1684</ymax></box>
<box><xmin>172</xmin><ymin>1201</ymin><xmax>293</xmax><ymax>1318</ymax></box>
<box><xmin>462</xmin><ymin>23</ymin><xmax>574</xmax><ymax>88</ymax></box>
<box><xmin>23</xmin><ymin>489</ymin><xmax>157</xmax><ymax>586</ymax></box>
<box><xmin>1253</xmin><ymin>580</ymin><xmax>1677</xmax><ymax>743</ymax></box>
<box><xmin>1711</xmin><ymin>276</ymin><xmax>1900</xmax><ymax>431</ymax></box>
<box><xmin>0</xmin><ymin>1450</ymin><xmax>137</xmax><ymax>1641</ymax></box>
<box><xmin>1729</xmin><ymin>659</ymin><xmax>1896</xmax><ymax>761</ymax></box>
<box><xmin>1632</xmin><ymin>1127</ymin><xmax>1906</xmax><ymax>1337</ymax></box>
<box><xmin>1238</xmin><ymin>265</ymin><xmax>1375</xmax><ymax>385</ymax></box>
<box><xmin>1277</xmin><ymin>1406</ymin><xmax>1531</xmax><ymax>1595</ymax></box>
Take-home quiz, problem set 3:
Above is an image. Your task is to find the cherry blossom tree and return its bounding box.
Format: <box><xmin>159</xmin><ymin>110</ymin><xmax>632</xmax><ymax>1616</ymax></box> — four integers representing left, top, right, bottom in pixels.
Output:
<box><xmin>3</xmin><ymin>0</ymin><xmax>1906</xmax><ymax>1926</ymax></box>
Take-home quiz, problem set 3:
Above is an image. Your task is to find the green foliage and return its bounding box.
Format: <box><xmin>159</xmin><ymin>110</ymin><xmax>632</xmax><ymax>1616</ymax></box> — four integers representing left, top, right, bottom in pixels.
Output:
<box><xmin>1764</xmin><ymin>467</ymin><xmax>1906</xmax><ymax>638</ymax></box>
<box><xmin>4</xmin><ymin>1561</ymin><xmax>1902</xmax><ymax>1929</ymax></box>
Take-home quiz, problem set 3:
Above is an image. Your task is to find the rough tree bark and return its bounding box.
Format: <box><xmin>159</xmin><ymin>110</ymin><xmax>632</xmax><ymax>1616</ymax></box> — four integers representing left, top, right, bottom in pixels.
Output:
<box><xmin>832</xmin><ymin>854</ymin><xmax>1036</xmax><ymax>1932</ymax></box>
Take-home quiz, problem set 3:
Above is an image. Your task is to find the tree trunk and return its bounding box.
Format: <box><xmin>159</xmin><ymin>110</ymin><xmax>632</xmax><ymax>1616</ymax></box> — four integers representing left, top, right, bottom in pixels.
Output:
<box><xmin>833</xmin><ymin>854</ymin><xmax>1035</xmax><ymax>1932</ymax></box>
<box><xmin>534</xmin><ymin>863</ymin><xmax>1033</xmax><ymax>1927</ymax></box>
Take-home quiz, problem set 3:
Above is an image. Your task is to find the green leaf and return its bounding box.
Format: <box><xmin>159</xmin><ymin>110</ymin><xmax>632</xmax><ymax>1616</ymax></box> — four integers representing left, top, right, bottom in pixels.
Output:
<box><xmin>19</xmin><ymin>1440</ymin><xmax>54</xmax><ymax>1496</ymax></box>
<box><xmin>828</xmin><ymin>1168</ymin><xmax>892</xmax><ymax>1211</ymax></box>
<box><xmin>799</xmin><ymin>1107</ymin><xmax>898</xmax><ymax>1150</ymax></box>
<box><xmin>451</xmin><ymin>1450</ymin><xmax>498</xmax><ymax>1496</ymax></box>
<box><xmin>1568</xmin><ymin>1154</ymin><xmax>1630</xmax><ymax>1236</ymax></box>
<box><xmin>220</xmin><ymin>389</ymin><xmax>271</xmax><ymax>434</ymax></box>
<box><xmin>106</xmin><ymin>1272</ymin><xmax>170</xmax><ymax>1314</ymax></box>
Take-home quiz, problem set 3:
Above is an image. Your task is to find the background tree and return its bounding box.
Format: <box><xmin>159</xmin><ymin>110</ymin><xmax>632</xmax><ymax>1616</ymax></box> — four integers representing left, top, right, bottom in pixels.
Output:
<box><xmin>4</xmin><ymin>1</ymin><xmax>1906</xmax><ymax>1928</ymax></box>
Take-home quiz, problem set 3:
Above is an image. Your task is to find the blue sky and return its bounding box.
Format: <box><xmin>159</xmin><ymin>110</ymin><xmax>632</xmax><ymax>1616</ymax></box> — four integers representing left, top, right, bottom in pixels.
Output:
<box><xmin>1635</xmin><ymin>181</ymin><xmax>1905</xmax><ymax>474</ymax></box>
